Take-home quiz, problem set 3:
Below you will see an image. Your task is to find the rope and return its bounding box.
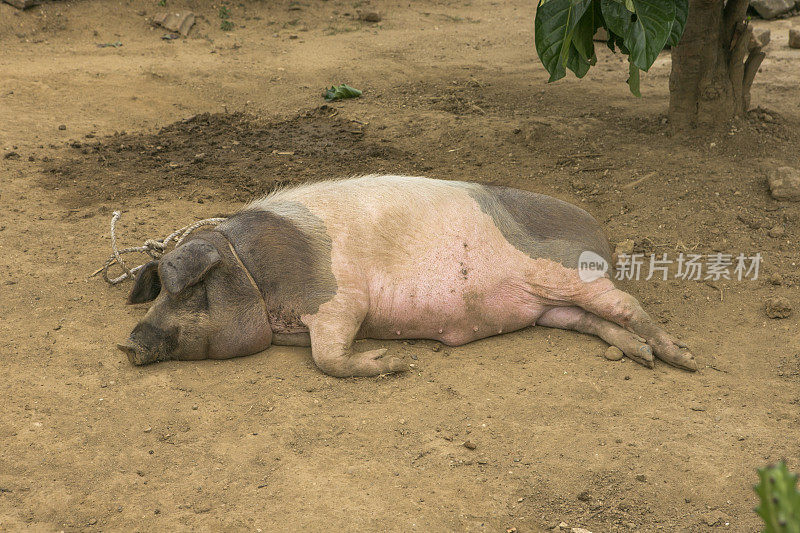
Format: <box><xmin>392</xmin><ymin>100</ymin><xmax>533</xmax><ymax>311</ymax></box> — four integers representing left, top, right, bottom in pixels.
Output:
<box><xmin>93</xmin><ymin>211</ymin><xmax>227</xmax><ymax>285</ymax></box>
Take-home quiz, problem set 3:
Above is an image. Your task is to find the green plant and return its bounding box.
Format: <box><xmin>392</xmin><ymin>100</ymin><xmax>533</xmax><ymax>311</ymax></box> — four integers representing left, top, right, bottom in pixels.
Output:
<box><xmin>324</xmin><ymin>84</ymin><xmax>362</xmax><ymax>101</ymax></box>
<box><xmin>533</xmin><ymin>0</ymin><xmax>768</xmax><ymax>130</ymax></box>
<box><xmin>755</xmin><ymin>462</ymin><xmax>800</xmax><ymax>533</ymax></box>
<box><xmin>534</xmin><ymin>0</ymin><xmax>687</xmax><ymax>96</ymax></box>
<box><xmin>219</xmin><ymin>5</ymin><xmax>234</xmax><ymax>31</ymax></box>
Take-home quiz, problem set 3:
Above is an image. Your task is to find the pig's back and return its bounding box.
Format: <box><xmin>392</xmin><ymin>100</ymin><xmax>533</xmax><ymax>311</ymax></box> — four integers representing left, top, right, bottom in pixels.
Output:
<box><xmin>248</xmin><ymin>175</ymin><xmax>610</xmax><ymax>344</ymax></box>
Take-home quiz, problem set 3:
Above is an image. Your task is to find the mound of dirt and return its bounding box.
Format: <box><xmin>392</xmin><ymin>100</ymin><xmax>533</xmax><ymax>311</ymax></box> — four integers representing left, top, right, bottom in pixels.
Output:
<box><xmin>41</xmin><ymin>107</ymin><xmax>414</xmax><ymax>206</ymax></box>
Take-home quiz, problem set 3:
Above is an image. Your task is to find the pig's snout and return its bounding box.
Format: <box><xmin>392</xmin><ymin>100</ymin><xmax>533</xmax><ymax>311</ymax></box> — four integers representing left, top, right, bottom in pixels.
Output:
<box><xmin>117</xmin><ymin>340</ymin><xmax>155</xmax><ymax>365</ymax></box>
<box><xmin>118</xmin><ymin>322</ymin><xmax>178</xmax><ymax>365</ymax></box>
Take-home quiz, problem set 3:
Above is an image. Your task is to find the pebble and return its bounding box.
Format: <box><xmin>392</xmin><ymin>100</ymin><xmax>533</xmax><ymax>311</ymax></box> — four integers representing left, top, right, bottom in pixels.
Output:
<box><xmin>614</xmin><ymin>239</ymin><xmax>635</xmax><ymax>257</ymax></box>
<box><xmin>361</xmin><ymin>11</ymin><xmax>382</xmax><ymax>22</ymax></box>
<box><xmin>768</xmin><ymin>166</ymin><xmax>800</xmax><ymax>201</ymax></box>
<box><xmin>789</xmin><ymin>29</ymin><xmax>800</xmax><ymax>49</ymax></box>
<box><xmin>765</xmin><ymin>297</ymin><xmax>792</xmax><ymax>319</ymax></box>
<box><xmin>604</xmin><ymin>346</ymin><xmax>624</xmax><ymax>361</ymax></box>
<box><xmin>463</xmin><ymin>440</ymin><xmax>477</xmax><ymax>450</ymax></box>
<box><xmin>768</xmin><ymin>225</ymin><xmax>785</xmax><ymax>238</ymax></box>
<box><xmin>58</xmin><ymin>124</ymin><xmax>66</xmax><ymax>130</ymax></box>
<box><xmin>577</xmin><ymin>490</ymin><xmax>592</xmax><ymax>501</ymax></box>
<box><xmin>635</xmin><ymin>474</ymin><xmax>647</xmax><ymax>482</ymax></box>
<box><xmin>767</xmin><ymin>272</ymin><xmax>784</xmax><ymax>285</ymax></box>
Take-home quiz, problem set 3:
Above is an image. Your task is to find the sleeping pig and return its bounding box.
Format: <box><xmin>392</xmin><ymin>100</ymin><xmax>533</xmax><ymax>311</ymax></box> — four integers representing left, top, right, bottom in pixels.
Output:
<box><xmin>117</xmin><ymin>175</ymin><xmax>697</xmax><ymax>376</ymax></box>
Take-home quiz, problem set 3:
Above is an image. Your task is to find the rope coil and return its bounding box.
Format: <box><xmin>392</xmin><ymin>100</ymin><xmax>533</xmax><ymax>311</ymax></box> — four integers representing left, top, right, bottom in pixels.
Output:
<box><xmin>94</xmin><ymin>211</ymin><xmax>227</xmax><ymax>285</ymax></box>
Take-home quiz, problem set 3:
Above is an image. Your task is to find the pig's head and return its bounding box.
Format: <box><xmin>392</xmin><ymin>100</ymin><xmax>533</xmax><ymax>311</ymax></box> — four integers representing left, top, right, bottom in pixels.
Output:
<box><xmin>117</xmin><ymin>233</ymin><xmax>272</xmax><ymax>365</ymax></box>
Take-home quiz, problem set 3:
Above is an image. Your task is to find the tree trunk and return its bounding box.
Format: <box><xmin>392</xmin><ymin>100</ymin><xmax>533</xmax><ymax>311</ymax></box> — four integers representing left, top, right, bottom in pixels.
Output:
<box><xmin>668</xmin><ymin>0</ymin><xmax>766</xmax><ymax>131</ymax></box>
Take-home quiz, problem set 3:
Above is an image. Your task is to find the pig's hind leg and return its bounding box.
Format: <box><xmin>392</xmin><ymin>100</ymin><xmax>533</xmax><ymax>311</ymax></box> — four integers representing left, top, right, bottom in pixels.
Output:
<box><xmin>572</xmin><ymin>280</ymin><xmax>698</xmax><ymax>371</ymax></box>
<box><xmin>301</xmin><ymin>296</ymin><xmax>409</xmax><ymax>378</ymax></box>
<box><xmin>537</xmin><ymin>306</ymin><xmax>655</xmax><ymax>367</ymax></box>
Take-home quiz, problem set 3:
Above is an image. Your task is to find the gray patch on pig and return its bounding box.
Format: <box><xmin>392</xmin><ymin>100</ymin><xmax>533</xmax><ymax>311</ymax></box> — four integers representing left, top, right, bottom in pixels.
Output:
<box><xmin>466</xmin><ymin>184</ymin><xmax>612</xmax><ymax>268</ymax></box>
<box><xmin>216</xmin><ymin>202</ymin><xmax>337</xmax><ymax>323</ymax></box>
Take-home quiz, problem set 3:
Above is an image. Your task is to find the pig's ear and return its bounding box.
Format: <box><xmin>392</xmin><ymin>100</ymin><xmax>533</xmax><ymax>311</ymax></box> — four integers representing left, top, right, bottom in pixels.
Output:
<box><xmin>127</xmin><ymin>261</ymin><xmax>161</xmax><ymax>304</ymax></box>
<box><xmin>160</xmin><ymin>240</ymin><xmax>221</xmax><ymax>296</ymax></box>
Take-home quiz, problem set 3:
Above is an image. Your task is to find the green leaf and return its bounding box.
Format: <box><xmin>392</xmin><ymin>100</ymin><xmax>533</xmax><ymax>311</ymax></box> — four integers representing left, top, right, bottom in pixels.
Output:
<box><xmin>566</xmin><ymin>43</ymin><xmax>591</xmax><ymax>78</ymax></box>
<box><xmin>666</xmin><ymin>0</ymin><xmax>688</xmax><ymax>47</ymax></box>
<box><xmin>324</xmin><ymin>84</ymin><xmax>363</xmax><ymax>101</ymax></box>
<box><xmin>534</xmin><ymin>0</ymin><xmax>592</xmax><ymax>82</ymax></box>
<box><xmin>571</xmin><ymin>0</ymin><xmax>600</xmax><ymax>65</ymax></box>
<box><xmin>627</xmin><ymin>61</ymin><xmax>641</xmax><ymax>97</ymax></box>
<box><xmin>600</xmin><ymin>0</ymin><xmax>675</xmax><ymax>71</ymax></box>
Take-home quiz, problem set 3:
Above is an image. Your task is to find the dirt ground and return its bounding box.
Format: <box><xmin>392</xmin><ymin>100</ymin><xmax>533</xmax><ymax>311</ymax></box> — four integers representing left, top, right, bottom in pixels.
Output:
<box><xmin>1</xmin><ymin>0</ymin><xmax>799</xmax><ymax>531</ymax></box>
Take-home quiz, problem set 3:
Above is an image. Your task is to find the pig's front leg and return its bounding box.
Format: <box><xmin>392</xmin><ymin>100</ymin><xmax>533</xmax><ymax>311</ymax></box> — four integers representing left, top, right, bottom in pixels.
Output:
<box><xmin>301</xmin><ymin>296</ymin><xmax>409</xmax><ymax>378</ymax></box>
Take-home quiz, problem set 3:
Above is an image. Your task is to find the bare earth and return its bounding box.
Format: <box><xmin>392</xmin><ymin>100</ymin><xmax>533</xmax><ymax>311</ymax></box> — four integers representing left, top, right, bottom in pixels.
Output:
<box><xmin>1</xmin><ymin>1</ymin><xmax>799</xmax><ymax>531</ymax></box>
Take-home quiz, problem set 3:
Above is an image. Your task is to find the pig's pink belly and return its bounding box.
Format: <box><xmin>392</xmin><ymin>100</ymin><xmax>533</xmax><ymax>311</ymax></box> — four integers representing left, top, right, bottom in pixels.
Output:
<box><xmin>359</xmin><ymin>270</ymin><xmax>549</xmax><ymax>346</ymax></box>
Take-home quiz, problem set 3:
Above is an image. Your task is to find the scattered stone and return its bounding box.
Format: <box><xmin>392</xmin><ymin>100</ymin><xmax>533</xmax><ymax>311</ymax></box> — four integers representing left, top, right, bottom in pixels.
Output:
<box><xmin>192</xmin><ymin>404</ymin><xmax>198</xmax><ymax>410</ymax></box>
<box><xmin>768</xmin><ymin>225</ymin><xmax>785</xmax><ymax>238</ymax></box>
<box><xmin>615</xmin><ymin>239</ymin><xmax>635</xmax><ymax>257</ymax></box>
<box><xmin>431</xmin><ymin>343</ymin><xmax>441</xmax><ymax>352</ymax></box>
<box><xmin>360</xmin><ymin>11</ymin><xmax>382</xmax><ymax>22</ymax></box>
<box><xmin>737</xmin><ymin>212</ymin><xmax>763</xmax><ymax>229</ymax></box>
<box><xmin>58</xmin><ymin>124</ymin><xmax>67</xmax><ymax>131</ymax></box>
<box><xmin>754</xmin><ymin>29</ymin><xmax>771</xmax><ymax>47</ymax></box>
<box><xmin>463</xmin><ymin>440</ymin><xmax>477</xmax><ymax>450</ymax></box>
<box><xmin>767</xmin><ymin>272</ymin><xmax>784</xmax><ymax>285</ymax></box>
<box><xmin>3</xmin><ymin>151</ymin><xmax>20</xmax><ymax>160</ymax></box>
<box><xmin>749</xmin><ymin>0</ymin><xmax>794</xmax><ymax>19</ymax></box>
<box><xmin>702</xmin><ymin>510</ymin><xmax>730</xmax><ymax>527</ymax></box>
<box><xmin>768</xmin><ymin>167</ymin><xmax>800</xmax><ymax>201</ymax></box>
<box><xmin>765</xmin><ymin>297</ymin><xmax>792</xmax><ymax>319</ymax></box>
<box><xmin>87</xmin><ymin>518</ymin><xmax>97</xmax><ymax>525</ymax></box>
<box><xmin>635</xmin><ymin>474</ymin><xmax>647</xmax><ymax>482</ymax></box>
<box><xmin>577</xmin><ymin>490</ymin><xmax>592</xmax><ymax>502</ymax></box>
<box><xmin>604</xmin><ymin>346</ymin><xmax>624</xmax><ymax>361</ymax></box>
<box><xmin>790</xmin><ymin>29</ymin><xmax>800</xmax><ymax>49</ymax></box>
<box><xmin>152</xmin><ymin>11</ymin><xmax>196</xmax><ymax>36</ymax></box>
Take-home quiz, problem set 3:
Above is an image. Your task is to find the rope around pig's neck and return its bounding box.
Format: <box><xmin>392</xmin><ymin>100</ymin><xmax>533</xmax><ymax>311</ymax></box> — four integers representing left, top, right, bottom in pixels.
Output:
<box><xmin>93</xmin><ymin>211</ymin><xmax>227</xmax><ymax>285</ymax></box>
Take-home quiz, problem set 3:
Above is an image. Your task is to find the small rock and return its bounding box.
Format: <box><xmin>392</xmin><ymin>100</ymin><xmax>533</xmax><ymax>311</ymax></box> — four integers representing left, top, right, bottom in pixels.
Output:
<box><xmin>192</xmin><ymin>404</ymin><xmax>198</xmax><ymax>410</ymax></box>
<box><xmin>768</xmin><ymin>167</ymin><xmax>800</xmax><ymax>201</ymax></box>
<box><xmin>577</xmin><ymin>490</ymin><xmax>592</xmax><ymax>501</ymax></box>
<box><xmin>767</xmin><ymin>272</ymin><xmax>784</xmax><ymax>285</ymax></box>
<box><xmin>88</xmin><ymin>518</ymin><xmax>97</xmax><ymax>525</ymax></box>
<box><xmin>615</xmin><ymin>239</ymin><xmax>635</xmax><ymax>257</ymax></box>
<box><xmin>463</xmin><ymin>440</ymin><xmax>477</xmax><ymax>450</ymax></box>
<box><xmin>571</xmin><ymin>528</ymin><xmax>593</xmax><ymax>533</ymax></box>
<box><xmin>702</xmin><ymin>510</ymin><xmax>729</xmax><ymax>527</ymax></box>
<box><xmin>768</xmin><ymin>225</ymin><xmax>785</xmax><ymax>238</ymax></box>
<box><xmin>765</xmin><ymin>297</ymin><xmax>792</xmax><ymax>319</ymax></box>
<box><xmin>754</xmin><ymin>28</ymin><xmax>771</xmax><ymax>47</ymax></box>
<box><xmin>604</xmin><ymin>346</ymin><xmax>624</xmax><ymax>361</ymax></box>
<box><xmin>635</xmin><ymin>474</ymin><xmax>647</xmax><ymax>482</ymax></box>
<box><xmin>58</xmin><ymin>124</ymin><xmax>66</xmax><ymax>130</ymax></box>
<box><xmin>789</xmin><ymin>29</ymin><xmax>800</xmax><ymax>49</ymax></box>
<box><xmin>361</xmin><ymin>11</ymin><xmax>381</xmax><ymax>22</ymax></box>
<box><xmin>143</xmin><ymin>426</ymin><xmax>152</xmax><ymax>433</ymax></box>
<box><xmin>737</xmin><ymin>212</ymin><xmax>763</xmax><ymax>229</ymax></box>
<box><xmin>558</xmin><ymin>522</ymin><xmax>569</xmax><ymax>530</ymax></box>
<box><xmin>3</xmin><ymin>151</ymin><xmax>20</xmax><ymax>160</ymax></box>
<box><xmin>749</xmin><ymin>0</ymin><xmax>794</xmax><ymax>19</ymax></box>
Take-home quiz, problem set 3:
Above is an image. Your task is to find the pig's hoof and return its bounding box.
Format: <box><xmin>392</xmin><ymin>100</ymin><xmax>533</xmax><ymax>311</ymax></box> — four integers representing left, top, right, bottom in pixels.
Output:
<box><xmin>363</xmin><ymin>348</ymin><xmax>409</xmax><ymax>375</ymax></box>
<box><xmin>610</xmin><ymin>337</ymin><xmax>654</xmax><ymax>369</ymax></box>
<box><xmin>650</xmin><ymin>340</ymin><xmax>698</xmax><ymax>372</ymax></box>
